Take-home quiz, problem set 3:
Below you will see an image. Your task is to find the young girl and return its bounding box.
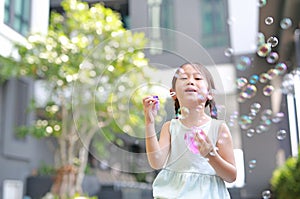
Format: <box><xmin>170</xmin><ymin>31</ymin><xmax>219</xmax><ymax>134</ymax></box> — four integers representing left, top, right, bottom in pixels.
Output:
<box><xmin>142</xmin><ymin>63</ymin><xmax>237</xmax><ymax>199</ymax></box>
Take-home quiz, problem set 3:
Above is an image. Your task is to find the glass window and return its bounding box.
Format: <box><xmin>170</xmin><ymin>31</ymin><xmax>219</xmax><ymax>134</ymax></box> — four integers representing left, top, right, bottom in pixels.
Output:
<box><xmin>4</xmin><ymin>0</ymin><xmax>31</xmax><ymax>36</ymax></box>
<box><xmin>160</xmin><ymin>0</ymin><xmax>175</xmax><ymax>50</ymax></box>
<box><xmin>200</xmin><ymin>0</ymin><xmax>229</xmax><ymax>48</ymax></box>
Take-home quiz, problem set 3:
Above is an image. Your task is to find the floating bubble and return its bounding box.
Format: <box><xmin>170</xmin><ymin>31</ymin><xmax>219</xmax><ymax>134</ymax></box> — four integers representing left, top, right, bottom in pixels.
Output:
<box><xmin>249</xmin><ymin>74</ymin><xmax>259</xmax><ymax>84</ymax></box>
<box><xmin>237</xmin><ymin>95</ymin><xmax>247</xmax><ymax>103</ymax></box>
<box><xmin>240</xmin><ymin>84</ymin><xmax>257</xmax><ymax>99</ymax></box>
<box><xmin>257</xmin><ymin>43</ymin><xmax>271</xmax><ymax>57</ymax></box>
<box><xmin>275</xmin><ymin>62</ymin><xmax>287</xmax><ymax>75</ymax></box>
<box><xmin>230</xmin><ymin>111</ymin><xmax>239</xmax><ymax>120</ymax></box>
<box><xmin>265</xmin><ymin>17</ymin><xmax>274</xmax><ymax>25</ymax></box>
<box><xmin>236</xmin><ymin>77</ymin><xmax>248</xmax><ymax>89</ymax></box>
<box><xmin>236</xmin><ymin>56</ymin><xmax>252</xmax><ymax>71</ymax></box>
<box><xmin>266</xmin><ymin>52</ymin><xmax>279</xmax><ymax>64</ymax></box>
<box><xmin>258</xmin><ymin>0</ymin><xmax>267</xmax><ymax>7</ymax></box>
<box><xmin>259</xmin><ymin>73</ymin><xmax>271</xmax><ymax>83</ymax></box>
<box><xmin>276</xmin><ymin>129</ymin><xmax>287</xmax><ymax>140</ymax></box>
<box><xmin>224</xmin><ymin>48</ymin><xmax>234</xmax><ymax>57</ymax></box>
<box><xmin>250</xmin><ymin>102</ymin><xmax>261</xmax><ymax>114</ymax></box>
<box><xmin>267</xmin><ymin>36</ymin><xmax>279</xmax><ymax>47</ymax></box>
<box><xmin>239</xmin><ymin>115</ymin><xmax>253</xmax><ymax>130</ymax></box>
<box><xmin>257</xmin><ymin>32</ymin><xmax>265</xmax><ymax>46</ymax></box>
<box><xmin>263</xmin><ymin>85</ymin><xmax>274</xmax><ymax>96</ymax></box>
<box><xmin>262</xmin><ymin>190</ymin><xmax>272</xmax><ymax>199</ymax></box>
<box><xmin>262</xmin><ymin>118</ymin><xmax>272</xmax><ymax>126</ymax></box>
<box><xmin>261</xmin><ymin>109</ymin><xmax>273</xmax><ymax>121</ymax></box>
<box><xmin>197</xmin><ymin>93</ymin><xmax>206</xmax><ymax>101</ymax></box>
<box><xmin>228</xmin><ymin>112</ymin><xmax>239</xmax><ymax>127</ymax></box>
<box><xmin>248</xmin><ymin>112</ymin><xmax>257</xmax><ymax>120</ymax></box>
<box><xmin>280</xmin><ymin>18</ymin><xmax>292</xmax><ymax>30</ymax></box>
<box><xmin>272</xmin><ymin>112</ymin><xmax>284</xmax><ymax>123</ymax></box>
<box><xmin>267</xmin><ymin>68</ymin><xmax>279</xmax><ymax>79</ymax></box>
<box><xmin>256</xmin><ymin>124</ymin><xmax>268</xmax><ymax>133</ymax></box>
<box><xmin>246</xmin><ymin>128</ymin><xmax>255</xmax><ymax>137</ymax></box>
<box><xmin>248</xmin><ymin>159</ymin><xmax>257</xmax><ymax>169</ymax></box>
<box><xmin>179</xmin><ymin>106</ymin><xmax>190</xmax><ymax>119</ymax></box>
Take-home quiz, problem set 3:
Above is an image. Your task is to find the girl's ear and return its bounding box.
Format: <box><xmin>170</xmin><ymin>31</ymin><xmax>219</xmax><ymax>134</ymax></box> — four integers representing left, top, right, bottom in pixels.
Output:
<box><xmin>170</xmin><ymin>88</ymin><xmax>177</xmax><ymax>101</ymax></box>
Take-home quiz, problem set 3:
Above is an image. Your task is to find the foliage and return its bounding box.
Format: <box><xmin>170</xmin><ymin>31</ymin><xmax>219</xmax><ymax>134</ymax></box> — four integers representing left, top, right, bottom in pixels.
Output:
<box><xmin>270</xmin><ymin>148</ymin><xmax>300</xmax><ymax>199</ymax></box>
<box><xmin>37</xmin><ymin>162</ymin><xmax>57</xmax><ymax>176</ymax></box>
<box><xmin>0</xmin><ymin>0</ymin><xmax>150</xmax><ymax>197</ymax></box>
<box><xmin>42</xmin><ymin>192</ymin><xmax>98</xmax><ymax>199</ymax></box>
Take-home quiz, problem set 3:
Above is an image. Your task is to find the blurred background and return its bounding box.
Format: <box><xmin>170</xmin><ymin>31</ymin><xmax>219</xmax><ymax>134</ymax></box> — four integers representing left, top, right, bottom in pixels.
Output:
<box><xmin>0</xmin><ymin>0</ymin><xmax>300</xmax><ymax>198</ymax></box>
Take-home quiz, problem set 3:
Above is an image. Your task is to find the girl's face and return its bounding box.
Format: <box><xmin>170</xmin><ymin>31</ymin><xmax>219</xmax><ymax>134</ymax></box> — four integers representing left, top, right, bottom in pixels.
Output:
<box><xmin>174</xmin><ymin>64</ymin><xmax>211</xmax><ymax>106</ymax></box>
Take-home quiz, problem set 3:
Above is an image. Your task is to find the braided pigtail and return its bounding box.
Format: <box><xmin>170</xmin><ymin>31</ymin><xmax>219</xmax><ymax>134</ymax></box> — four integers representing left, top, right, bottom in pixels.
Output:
<box><xmin>208</xmin><ymin>99</ymin><xmax>218</xmax><ymax>119</ymax></box>
<box><xmin>174</xmin><ymin>98</ymin><xmax>180</xmax><ymax>119</ymax></box>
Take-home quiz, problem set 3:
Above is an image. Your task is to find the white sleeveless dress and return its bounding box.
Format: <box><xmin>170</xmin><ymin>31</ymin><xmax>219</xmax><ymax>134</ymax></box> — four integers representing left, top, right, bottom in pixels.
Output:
<box><xmin>152</xmin><ymin>119</ymin><xmax>231</xmax><ymax>199</ymax></box>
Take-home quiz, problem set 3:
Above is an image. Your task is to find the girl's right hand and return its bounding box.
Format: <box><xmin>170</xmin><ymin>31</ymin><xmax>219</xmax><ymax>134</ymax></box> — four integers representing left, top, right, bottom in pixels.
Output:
<box><xmin>142</xmin><ymin>96</ymin><xmax>159</xmax><ymax>123</ymax></box>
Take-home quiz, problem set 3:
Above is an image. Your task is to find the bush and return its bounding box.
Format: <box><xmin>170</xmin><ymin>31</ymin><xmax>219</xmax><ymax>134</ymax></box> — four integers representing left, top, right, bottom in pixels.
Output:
<box><xmin>270</xmin><ymin>149</ymin><xmax>300</xmax><ymax>199</ymax></box>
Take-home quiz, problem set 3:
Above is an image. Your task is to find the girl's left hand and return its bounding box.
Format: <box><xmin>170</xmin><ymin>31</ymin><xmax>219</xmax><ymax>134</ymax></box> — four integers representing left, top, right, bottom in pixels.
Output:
<box><xmin>195</xmin><ymin>133</ymin><xmax>214</xmax><ymax>157</ymax></box>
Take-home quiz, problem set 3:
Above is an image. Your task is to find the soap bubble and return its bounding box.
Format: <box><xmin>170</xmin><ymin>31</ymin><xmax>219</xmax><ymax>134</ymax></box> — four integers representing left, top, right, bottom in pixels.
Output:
<box><xmin>248</xmin><ymin>111</ymin><xmax>257</xmax><ymax>120</ymax></box>
<box><xmin>272</xmin><ymin>112</ymin><xmax>284</xmax><ymax>123</ymax></box>
<box><xmin>280</xmin><ymin>18</ymin><xmax>292</xmax><ymax>29</ymax></box>
<box><xmin>263</xmin><ymin>85</ymin><xmax>274</xmax><ymax>96</ymax></box>
<box><xmin>228</xmin><ymin>111</ymin><xmax>239</xmax><ymax>127</ymax></box>
<box><xmin>262</xmin><ymin>115</ymin><xmax>272</xmax><ymax>126</ymax></box>
<box><xmin>262</xmin><ymin>189</ymin><xmax>272</xmax><ymax>199</ymax></box>
<box><xmin>249</xmin><ymin>74</ymin><xmax>259</xmax><ymax>84</ymax></box>
<box><xmin>239</xmin><ymin>115</ymin><xmax>253</xmax><ymax>130</ymax></box>
<box><xmin>236</xmin><ymin>56</ymin><xmax>252</xmax><ymax>71</ymax></box>
<box><xmin>246</xmin><ymin>128</ymin><xmax>255</xmax><ymax>137</ymax></box>
<box><xmin>250</xmin><ymin>102</ymin><xmax>261</xmax><ymax>114</ymax></box>
<box><xmin>257</xmin><ymin>32</ymin><xmax>265</xmax><ymax>46</ymax></box>
<box><xmin>265</xmin><ymin>17</ymin><xmax>274</xmax><ymax>25</ymax></box>
<box><xmin>257</xmin><ymin>43</ymin><xmax>271</xmax><ymax>57</ymax></box>
<box><xmin>240</xmin><ymin>84</ymin><xmax>257</xmax><ymax>99</ymax></box>
<box><xmin>259</xmin><ymin>73</ymin><xmax>271</xmax><ymax>83</ymax></box>
<box><xmin>276</xmin><ymin>129</ymin><xmax>287</xmax><ymax>140</ymax></box>
<box><xmin>261</xmin><ymin>109</ymin><xmax>273</xmax><ymax>121</ymax></box>
<box><xmin>266</xmin><ymin>52</ymin><xmax>279</xmax><ymax>64</ymax></box>
<box><xmin>179</xmin><ymin>106</ymin><xmax>190</xmax><ymax>119</ymax></box>
<box><xmin>275</xmin><ymin>62</ymin><xmax>287</xmax><ymax>75</ymax></box>
<box><xmin>236</xmin><ymin>77</ymin><xmax>248</xmax><ymax>89</ymax></box>
<box><xmin>248</xmin><ymin>159</ymin><xmax>257</xmax><ymax>169</ymax></box>
<box><xmin>258</xmin><ymin>0</ymin><xmax>267</xmax><ymax>7</ymax></box>
<box><xmin>267</xmin><ymin>68</ymin><xmax>279</xmax><ymax>80</ymax></box>
<box><xmin>224</xmin><ymin>48</ymin><xmax>234</xmax><ymax>57</ymax></box>
<box><xmin>256</xmin><ymin>124</ymin><xmax>268</xmax><ymax>133</ymax></box>
<box><xmin>267</xmin><ymin>36</ymin><xmax>279</xmax><ymax>47</ymax></box>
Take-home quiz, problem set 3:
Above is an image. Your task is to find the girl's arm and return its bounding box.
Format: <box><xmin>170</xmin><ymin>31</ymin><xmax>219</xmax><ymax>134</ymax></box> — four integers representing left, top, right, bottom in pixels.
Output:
<box><xmin>143</xmin><ymin>96</ymin><xmax>171</xmax><ymax>169</ymax></box>
<box><xmin>206</xmin><ymin>123</ymin><xmax>237</xmax><ymax>183</ymax></box>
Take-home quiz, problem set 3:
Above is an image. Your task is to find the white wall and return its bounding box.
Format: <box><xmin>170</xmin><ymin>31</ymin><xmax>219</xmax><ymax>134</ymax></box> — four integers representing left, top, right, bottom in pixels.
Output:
<box><xmin>227</xmin><ymin>0</ymin><xmax>259</xmax><ymax>55</ymax></box>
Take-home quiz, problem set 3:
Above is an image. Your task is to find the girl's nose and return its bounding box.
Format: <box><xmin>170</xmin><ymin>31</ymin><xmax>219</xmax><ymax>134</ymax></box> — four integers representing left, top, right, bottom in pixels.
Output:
<box><xmin>187</xmin><ymin>77</ymin><xmax>195</xmax><ymax>85</ymax></box>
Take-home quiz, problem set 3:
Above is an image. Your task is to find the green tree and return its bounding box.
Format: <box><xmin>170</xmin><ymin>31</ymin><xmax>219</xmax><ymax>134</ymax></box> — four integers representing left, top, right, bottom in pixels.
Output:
<box><xmin>0</xmin><ymin>0</ymin><xmax>150</xmax><ymax>197</ymax></box>
<box><xmin>270</xmin><ymin>148</ymin><xmax>300</xmax><ymax>199</ymax></box>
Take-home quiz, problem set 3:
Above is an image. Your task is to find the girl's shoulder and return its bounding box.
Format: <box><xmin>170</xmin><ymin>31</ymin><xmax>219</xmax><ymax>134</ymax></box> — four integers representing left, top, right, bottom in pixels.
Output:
<box><xmin>211</xmin><ymin>118</ymin><xmax>226</xmax><ymax>128</ymax></box>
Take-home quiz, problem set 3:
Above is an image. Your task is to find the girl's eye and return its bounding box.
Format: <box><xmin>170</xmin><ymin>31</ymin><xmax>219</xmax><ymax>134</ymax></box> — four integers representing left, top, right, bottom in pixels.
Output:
<box><xmin>179</xmin><ymin>75</ymin><xmax>188</xmax><ymax>80</ymax></box>
<box><xmin>195</xmin><ymin>77</ymin><xmax>203</xmax><ymax>80</ymax></box>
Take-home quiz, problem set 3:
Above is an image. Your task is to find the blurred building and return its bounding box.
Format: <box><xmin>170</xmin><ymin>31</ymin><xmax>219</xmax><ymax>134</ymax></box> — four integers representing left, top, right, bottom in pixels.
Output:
<box><xmin>0</xmin><ymin>0</ymin><xmax>299</xmax><ymax>198</ymax></box>
<box><xmin>0</xmin><ymin>0</ymin><xmax>54</xmax><ymax>199</ymax></box>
